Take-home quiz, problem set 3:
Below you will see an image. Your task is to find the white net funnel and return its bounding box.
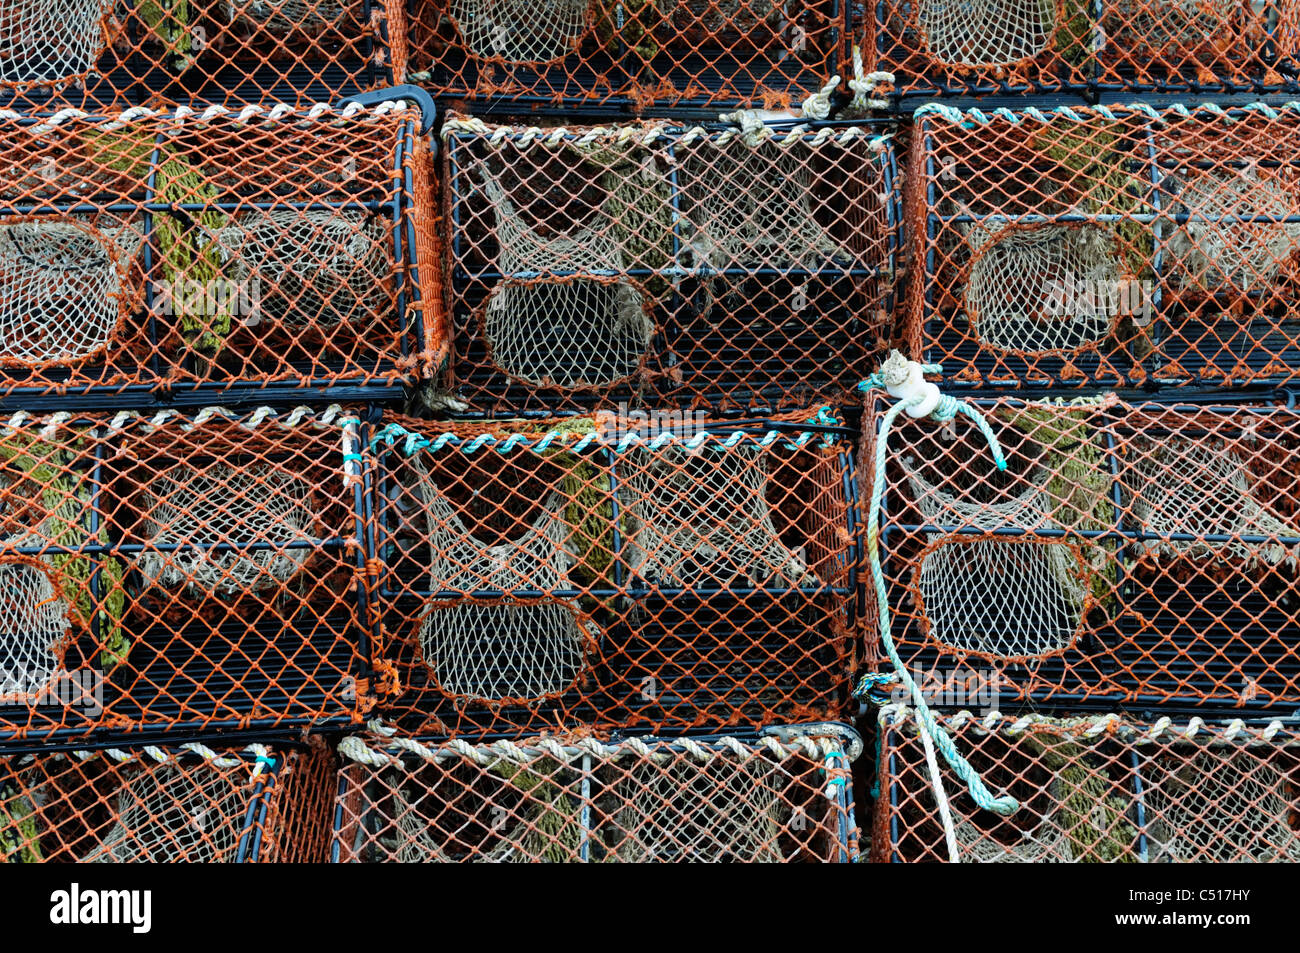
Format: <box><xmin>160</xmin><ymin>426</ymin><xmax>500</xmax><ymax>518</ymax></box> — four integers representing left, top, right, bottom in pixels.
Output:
<box><xmin>217</xmin><ymin>209</ymin><xmax>389</xmax><ymax>328</ymax></box>
<box><xmin>963</xmin><ymin>222</ymin><xmax>1122</xmax><ymax>355</ymax></box>
<box><xmin>904</xmin><ymin>460</ymin><xmax>1088</xmax><ymax>658</ymax></box>
<box><xmin>1146</xmin><ymin>750</ymin><xmax>1300</xmax><ymax>862</ymax></box>
<box><xmin>620</xmin><ymin>443</ymin><xmax>815</xmax><ymax>589</ymax></box>
<box><xmin>0</xmin><ymin>0</ymin><xmax>111</xmax><ymax>88</ymax></box>
<box><xmin>954</xmin><ymin>783</ymin><xmax>1074</xmax><ymax>863</ymax></box>
<box><xmin>449</xmin><ymin>0</ymin><xmax>591</xmax><ymax>63</ymax></box>
<box><xmin>1121</xmin><ymin>437</ymin><xmax>1300</xmax><ymax>564</ymax></box>
<box><xmin>1164</xmin><ymin>168</ymin><xmax>1300</xmax><ymax>292</ymax></box>
<box><xmin>916</xmin><ymin>0</ymin><xmax>1058</xmax><ymax>68</ymax></box>
<box><xmin>83</xmin><ymin>764</ymin><xmax>246</xmax><ymax>863</ymax></box>
<box><xmin>418</xmin><ymin>599</ymin><xmax>594</xmax><ymax>704</ymax></box>
<box><xmin>222</xmin><ymin>0</ymin><xmax>347</xmax><ymax>33</ymax></box>
<box><xmin>480</xmin><ymin>172</ymin><xmax>652</xmax><ymax>389</ymax></box>
<box><xmin>0</xmin><ymin>219</ymin><xmax>137</xmax><ymax>367</ymax></box>
<box><xmin>135</xmin><ymin>462</ymin><xmax>319</xmax><ymax>595</ymax></box>
<box><xmin>679</xmin><ymin>139</ymin><xmax>853</xmax><ymax>271</ymax></box>
<box><xmin>0</xmin><ymin>557</ymin><xmax>71</xmax><ymax>701</ymax></box>
<box><xmin>413</xmin><ymin>456</ymin><xmax>576</xmax><ymax>594</ymax></box>
<box><xmin>612</xmin><ymin>755</ymin><xmax>783</xmax><ymax>862</ymax></box>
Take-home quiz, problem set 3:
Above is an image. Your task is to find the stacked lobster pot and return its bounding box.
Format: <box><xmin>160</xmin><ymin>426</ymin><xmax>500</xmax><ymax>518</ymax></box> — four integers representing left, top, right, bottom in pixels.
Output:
<box><xmin>0</xmin><ymin>0</ymin><xmax>441</xmax><ymax>864</ymax></box>
<box><xmin>863</xmin><ymin>90</ymin><xmax>1300</xmax><ymax>860</ymax></box>
<box><xmin>314</xmin><ymin>0</ymin><xmax>902</xmax><ymax>864</ymax></box>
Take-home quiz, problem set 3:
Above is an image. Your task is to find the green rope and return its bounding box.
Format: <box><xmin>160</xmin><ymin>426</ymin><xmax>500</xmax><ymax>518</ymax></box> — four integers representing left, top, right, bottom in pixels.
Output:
<box><xmin>487</xmin><ymin>758</ymin><xmax>581</xmax><ymax>862</ymax></box>
<box><xmin>857</xmin><ymin>356</ymin><xmax>1019</xmax><ymax>816</ymax></box>
<box><xmin>138</xmin><ymin>0</ymin><xmax>196</xmax><ymax>74</ymax></box>
<box><xmin>0</xmin><ymin>433</ymin><xmax>128</xmax><ymax>669</ymax></box>
<box><xmin>83</xmin><ymin>126</ymin><xmax>234</xmax><ymax>358</ymax></box>
<box><xmin>0</xmin><ymin>782</ymin><xmax>41</xmax><ymax>863</ymax></box>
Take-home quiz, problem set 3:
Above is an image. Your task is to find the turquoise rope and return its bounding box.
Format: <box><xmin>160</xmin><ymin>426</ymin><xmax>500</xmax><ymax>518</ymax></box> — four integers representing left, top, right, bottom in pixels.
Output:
<box><xmin>369</xmin><ymin>406</ymin><xmax>845</xmax><ymax>457</ymax></box>
<box><xmin>857</xmin><ymin>372</ymin><xmax>1020</xmax><ymax>816</ymax></box>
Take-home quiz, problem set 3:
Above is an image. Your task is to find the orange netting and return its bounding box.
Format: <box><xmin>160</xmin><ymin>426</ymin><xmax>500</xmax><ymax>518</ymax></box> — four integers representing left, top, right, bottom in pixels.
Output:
<box><xmin>0</xmin><ymin>741</ymin><xmax>333</xmax><ymax>862</ymax></box>
<box><xmin>0</xmin><ymin>101</ymin><xmax>441</xmax><ymax>400</ymax></box>
<box><xmin>875</xmin><ymin>709</ymin><xmax>1300</xmax><ymax>862</ymax></box>
<box><xmin>436</xmin><ymin>113</ymin><xmax>894</xmax><ymax>415</ymax></box>
<box><xmin>861</xmin><ymin>391</ymin><xmax>1300</xmax><ymax>709</ymax></box>
<box><xmin>864</xmin><ymin>0</ymin><xmax>1297</xmax><ymax>98</ymax></box>
<box><xmin>0</xmin><ymin>0</ymin><xmax>399</xmax><ymax>110</ymax></box>
<box><xmin>407</xmin><ymin>0</ymin><xmax>844</xmax><ymax>110</ymax></box>
<box><xmin>0</xmin><ymin>405</ymin><xmax>368</xmax><ymax>742</ymax></box>
<box><xmin>903</xmin><ymin>102</ymin><xmax>1300</xmax><ymax>389</ymax></box>
<box><xmin>365</xmin><ymin>410</ymin><xmax>855</xmax><ymax>735</ymax></box>
<box><xmin>332</xmin><ymin>726</ymin><xmax>859</xmax><ymax>861</ymax></box>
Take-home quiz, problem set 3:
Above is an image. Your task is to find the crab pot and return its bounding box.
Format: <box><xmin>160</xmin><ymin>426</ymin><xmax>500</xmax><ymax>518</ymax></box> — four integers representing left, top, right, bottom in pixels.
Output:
<box><xmin>0</xmin><ymin>102</ymin><xmax>440</xmax><ymax>408</ymax></box>
<box><xmin>864</xmin><ymin>0</ymin><xmax>1297</xmax><ymax>100</ymax></box>
<box><xmin>863</xmin><ymin>391</ymin><xmax>1300</xmax><ymax>711</ymax></box>
<box><xmin>0</xmin><ymin>742</ymin><xmax>333</xmax><ymax>862</ymax></box>
<box><xmin>874</xmin><ymin>709</ymin><xmax>1300</xmax><ymax>863</ymax></box>
<box><xmin>367</xmin><ymin>410</ymin><xmax>857</xmax><ymax>736</ymax></box>
<box><xmin>0</xmin><ymin>406</ymin><xmax>369</xmax><ymax>743</ymax></box>
<box><xmin>906</xmin><ymin>101</ymin><xmax>1300</xmax><ymax>390</ymax></box>
<box><xmin>408</xmin><ymin>0</ymin><xmax>844</xmax><ymax>111</ymax></box>
<box><xmin>331</xmin><ymin>726</ymin><xmax>859</xmax><ymax>862</ymax></box>
<box><xmin>0</xmin><ymin>0</ymin><xmax>396</xmax><ymax>111</ymax></box>
<box><xmin>441</xmin><ymin>115</ymin><xmax>896</xmax><ymax>416</ymax></box>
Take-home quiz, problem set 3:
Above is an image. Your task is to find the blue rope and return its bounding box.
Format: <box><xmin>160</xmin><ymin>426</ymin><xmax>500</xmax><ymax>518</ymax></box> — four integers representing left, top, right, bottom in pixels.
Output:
<box><xmin>857</xmin><ymin>367</ymin><xmax>1019</xmax><ymax>816</ymax></box>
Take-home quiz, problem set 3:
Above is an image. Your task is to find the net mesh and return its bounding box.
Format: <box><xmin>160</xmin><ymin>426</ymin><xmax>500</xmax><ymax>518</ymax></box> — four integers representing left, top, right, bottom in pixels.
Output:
<box><xmin>1164</xmin><ymin>166</ymin><xmax>1300</xmax><ymax>293</ymax></box>
<box><xmin>1146</xmin><ymin>749</ymin><xmax>1300</xmax><ymax>863</ymax></box>
<box><xmin>417</xmin><ymin>600</ymin><xmax>596</xmax><ymax>703</ymax></box>
<box><xmin>0</xmin><ymin>106</ymin><xmax>433</xmax><ymax>397</ymax></box>
<box><xmin>865</xmin><ymin>393</ymin><xmax>1300</xmax><ymax>707</ymax></box>
<box><xmin>0</xmin><ymin>408</ymin><xmax>364</xmax><ymax>742</ymax></box>
<box><xmin>83</xmin><ymin>763</ymin><xmax>247</xmax><ymax>863</ymax></box>
<box><xmin>442</xmin><ymin>116</ymin><xmax>893</xmax><ymax>413</ymax></box>
<box><xmin>334</xmin><ymin>730</ymin><xmax>859</xmax><ymax>862</ymax></box>
<box><xmin>902</xmin><ymin>460</ymin><xmax>1089</xmax><ymax>658</ymax></box>
<box><xmin>448</xmin><ymin>0</ymin><xmax>590</xmax><ymax>63</ymax></box>
<box><xmin>876</xmin><ymin>711</ymin><xmax>1300</xmax><ymax>863</ymax></box>
<box><xmin>479</xmin><ymin>171</ymin><xmax>652</xmax><ymax>389</ymax></box>
<box><xmin>906</xmin><ymin>103</ymin><xmax>1300</xmax><ymax>388</ymax></box>
<box><xmin>0</xmin><ymin>0</ymin><xmax>111</xmax><ymax>91</ymax></box>
<box><xmin>216</xmin><ymin>209</ymin><xmax>391</xmax><ymax>329</ymax></box>
<box><xmin>870</xmin><ymin>0</ymin><xmax>1286</xmax><ymax>96</ymax></box>
<box><xmin>0</xmin><ymin>0</ymin><xmax>392</xmax><ymax>109</ymax></box>
<box><xmin>410</xmin><ymin>0</ymin><xmax>840</xmax><ymax>108</ymax></box>
<box><xmin>621</xmin><ymin>443</ymin><xmax>817</xmax><ymax>589</ymax></box>
<box><xmin>373</xmin><ymin>411</ymin><xmax>854</xmax><ymax>736</ymax></box>
<box><xmin>0</xmin><ymin>745</ymin><xmax>329</xmax><ymax>862</ymax></box>
<box><xmin>0</xmin><ymin>219</ymin><xmax>138</xmax><ymax>369</ymax></box>
<box><xmin>1122</xmin><ymin>437</ymin><xmax>1300</xmax><ymax>564</ymax></box>
<box><xmin>962</xmin><ymin>223</ymin><xmax>1122</xmax><ymax>355</ymax></box>
<box><xmin>0</xmin><ymin>558</ymin><xmax>71</xmax><ymax>699</ymax></box>
<box><xmin>915</xmin><ymin>0</ymin><xmax>1058</xmax><ymax>68</ymax></box>
<box><xmin>136</xmin><ymin>461</ymin><xmax>320</xmax><ymax>595</ymax></box>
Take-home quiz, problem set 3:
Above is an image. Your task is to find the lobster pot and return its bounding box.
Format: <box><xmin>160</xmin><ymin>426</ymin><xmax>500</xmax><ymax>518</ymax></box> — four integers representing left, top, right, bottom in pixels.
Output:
<box><xmin>369</xmin><ymin>410</ymin><xmax>856</xmax><ymax>736</ymax></box>
<box><xmin>0</xmin><ymin>407</ymin><xmax>368</xmax><ymax>743</ymax></box>
<box><xmin>331</xmin><ymin>727</ymin><xmax>860</xmax><ymax>862</ymax></box>
<box><xmin>864</xmin><ymin>391</ymin><xmax>1300</xmax><ymax>710</ymax></box>
<box><xmin>874</xmin><ymin>709</ymin><xmax>1300</xmax><ymax>863</ymax></box>
<box><xmin>0</xmin><ymin>0</ymin><xmax>394</xmax><ymax>110</ymax></box>
<box><xmin>907</xmin><ymin>102</ymin><xmax>1300</xmax><ymax>389</ymax></box>
<box><xmin>866</xmin><ymin>0</ymin><xmax>1293</xmax><ymax>99</ymax></box>
<box><xmin>0</xmin><ymin>103</ymin><xmax>438</xmax><ymax>405</ymax></box>
<box><xmin>441</xmin><ymin>115</ymin><xmax>897</xmax><ymax>415</ymax></box>
<box><xmin>409</xmin><ymin>0</ymin><xmax>843</xmax><ymax>110</ymax></box>
<box><xmin>0</xmin><ymin>743</ymin><xmax>332</xmax><ymax>862</ymax></box>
